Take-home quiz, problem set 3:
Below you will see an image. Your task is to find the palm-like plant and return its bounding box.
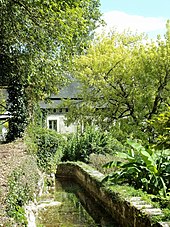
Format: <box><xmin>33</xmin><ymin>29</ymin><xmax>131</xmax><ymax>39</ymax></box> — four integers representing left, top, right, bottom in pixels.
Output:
<box><xmin>103</xmin><ymin>139</ymin><xmax>170</xmax><ymax>197</ymax></box>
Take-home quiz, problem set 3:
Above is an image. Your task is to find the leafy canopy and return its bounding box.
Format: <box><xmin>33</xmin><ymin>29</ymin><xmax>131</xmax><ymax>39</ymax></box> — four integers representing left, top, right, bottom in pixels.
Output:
<box><xmin>65</xmin><ymin>22</ymin><xmax>170</xmax><ymax>142</ymax></box>
<box><xmin>0</xmin><ymin>0</ymin><xmax>102</xmax><ymax>101</ymax></box>
<box><xmin>0</xmin><ymin>0</ymin><xmax>102</xmax><ymax>140</ymax></box>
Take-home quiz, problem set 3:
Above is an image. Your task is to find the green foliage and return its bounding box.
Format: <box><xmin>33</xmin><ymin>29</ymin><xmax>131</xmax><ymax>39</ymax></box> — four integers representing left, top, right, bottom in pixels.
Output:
<box><xmin>0</xmin><ymin>90</ymin><xmax>7</xmax><ymax>134</ymax></box>
<box><xmin>89</xmin><ymin>153</ymin><xmax>117</xmax><ymax>174</ymax></box>
<box><xmin>26</xmin><ymin>125</ymin><xmax>65</xmax><ymax>173</ymax></box>
<box><xmin>0</xmin><ymin>89</ymin><xmax>6</xmax><ymax>113</ymax></box>
<box><xmin>103</xmin><ymin>139</ymin><xmax>170</xmax><ymax>197</ymax></box>
<box><xmin>65</xmin><ymin>22</ymin><xmax>170</xmax><ymax>142</ymax></box>
<box><xmin>62</xmin><ymin>126</ymin><xmax>124</xmax><ymax>163</ymax></box>
<box><xmin>149</xmin><ymin>106</ymin><xmax>170</xmax><ymax>149</ymax></box>
<box><xmin>6</xmin><ymin>81</ymin><xmax>28</xmax><ymax>142</ymax></box>
<box><xmin>1</xmin><ymin>0</ymin><xmax>102</xmax><ymax>141</ymax></box>
<box><xmin>1</xmin><ymin>0</ymin><xmax>102</xmax><ymax>98</ymax></box>
<box><xmin>6</xmin><ymin>157</ymin><xmax>39</xmax><ymax>225</ymax></box>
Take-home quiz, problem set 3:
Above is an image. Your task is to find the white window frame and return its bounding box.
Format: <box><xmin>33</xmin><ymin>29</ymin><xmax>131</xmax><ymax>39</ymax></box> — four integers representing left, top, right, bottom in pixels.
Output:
<box><xmin>47</xmin><ymin>115</ymin><xmax>60</xmax><ymax>132</ymax></box>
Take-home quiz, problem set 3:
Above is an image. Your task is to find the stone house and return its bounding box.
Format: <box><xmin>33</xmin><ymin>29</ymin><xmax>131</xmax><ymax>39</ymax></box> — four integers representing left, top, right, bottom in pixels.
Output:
<box><xmin>40</xmin><ymin>81</ymin><xmax>81</xmax><ymax>133</ymax></box>
<box><xmin>0</xmin><ymin>82</ymin><xmax>80</xmax><ymax>136</ymax></box>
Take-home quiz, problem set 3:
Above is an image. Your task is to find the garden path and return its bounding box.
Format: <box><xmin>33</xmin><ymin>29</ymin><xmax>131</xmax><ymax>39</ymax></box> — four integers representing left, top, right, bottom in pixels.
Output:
<box><xmin>0</xmin><ymin>140</ymin><xmax>27</xmax><ymax>225</ymax></box>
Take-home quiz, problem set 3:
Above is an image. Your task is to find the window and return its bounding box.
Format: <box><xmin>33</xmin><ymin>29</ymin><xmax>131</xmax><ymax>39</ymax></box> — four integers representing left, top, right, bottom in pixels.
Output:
<box><xmin>48</xmin><ymin>120</ymin><xmax>58</xmax><ymax>131</ymax></box>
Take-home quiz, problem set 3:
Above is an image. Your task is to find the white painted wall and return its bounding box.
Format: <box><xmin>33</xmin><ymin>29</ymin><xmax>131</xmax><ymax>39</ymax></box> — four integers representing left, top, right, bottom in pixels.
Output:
<box><xmin>46</xmin><ymin>114</ymin><xmax>77</xmax><ymax>134</ymax></box>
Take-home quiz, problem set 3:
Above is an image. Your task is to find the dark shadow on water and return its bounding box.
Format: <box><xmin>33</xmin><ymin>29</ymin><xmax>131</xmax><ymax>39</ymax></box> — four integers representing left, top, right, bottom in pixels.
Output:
<box><xmin>37</xmin><ymin>177</ymin><xmax>120</xmax><ymax>226</ymax></box>
<box><xmin>54</xmin><ymin>177</ymin><xmax>119</xmax><ymax>227</ymax></box>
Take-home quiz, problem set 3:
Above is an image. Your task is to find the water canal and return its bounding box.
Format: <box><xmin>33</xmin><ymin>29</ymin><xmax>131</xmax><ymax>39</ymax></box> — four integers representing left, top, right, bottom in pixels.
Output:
<box><xmin>36</xmin><ymin>177</ymin><xmax>118</xmax><ymax>226</ymax></box>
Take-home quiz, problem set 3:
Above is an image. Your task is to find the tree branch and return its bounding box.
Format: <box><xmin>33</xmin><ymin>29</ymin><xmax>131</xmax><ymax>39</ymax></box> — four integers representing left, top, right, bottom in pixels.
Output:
<box><xmin>104</xmin><ymin>59</ymin><xmax>124</xmax><ymax>80</ymax></box>
<box><xmin>148</xmin><ymin>70</ymin><xmax>170</xmax><ymax>119</ymax></box>
<box><xmin>11</xmin><ymin>0</ymin><xmax>40</xmax><ymax>26</ymax></box>
<box><xmin>0</xmin><ymin>103</ymin><xmax>7</xmax><ymax>109</ymax></box>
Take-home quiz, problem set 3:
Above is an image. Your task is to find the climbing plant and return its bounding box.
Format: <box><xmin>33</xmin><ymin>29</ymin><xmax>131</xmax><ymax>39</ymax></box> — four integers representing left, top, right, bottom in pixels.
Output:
<box><xmin>1</xmin><ymin>0</ymin><xmax>102</xmax><ymax>141</ymax></box>
<box><xmin>6</xmin><ymin>79</ymin><xmax>28</xmax><ymax>142</ymax></box>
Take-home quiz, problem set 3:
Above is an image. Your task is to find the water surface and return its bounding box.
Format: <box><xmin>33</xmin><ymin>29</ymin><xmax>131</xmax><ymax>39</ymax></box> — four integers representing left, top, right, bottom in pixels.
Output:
<box><xmin>37</xmin><ymin>178</ymin><xmax>118</xmax><ymax>227</ymax></box>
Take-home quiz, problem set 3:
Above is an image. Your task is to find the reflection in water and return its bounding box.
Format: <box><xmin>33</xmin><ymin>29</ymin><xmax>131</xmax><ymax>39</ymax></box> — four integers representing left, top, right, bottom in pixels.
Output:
<box><xmin>37</xmin><ymin>178</ymin><xmax>118</xmax><ymax>227</ymax></box>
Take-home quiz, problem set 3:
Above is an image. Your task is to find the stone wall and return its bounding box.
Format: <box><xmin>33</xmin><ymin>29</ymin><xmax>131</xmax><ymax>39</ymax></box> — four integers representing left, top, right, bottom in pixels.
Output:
<box><xmin>56</xmin><ymin>162</ymin><xmax>170</xmax><ymax>227</ymax></box>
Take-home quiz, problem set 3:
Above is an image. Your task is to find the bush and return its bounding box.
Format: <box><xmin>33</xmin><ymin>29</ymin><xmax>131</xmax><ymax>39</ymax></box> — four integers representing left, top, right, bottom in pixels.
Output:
<box><xmin>62</xmin><ymin>126</ymin><xmax>124</xmax><ymax>163</ymax></box>
<box><xmin>25</xmin><ymin>125</ymin><xmax>65</xmax><ymax>173</ymax></box>
<box><xmin>89</xmin><ymin>153</ymin><xmax>117</xmax><ymax>174</ymax></box>
<box><xmin>149</xmin><ymin>106</ymin><xmax>170</xmax><ymax>149</ymax></box>
<box><xmin>103</xmin><ymin>139</ymin><xmax>170</xmax><ymax>197</ymax></box>
<box><xmin>6</xmin><ymin>157</ymin><xmax>39</xmax><ymax>225</ymax></box>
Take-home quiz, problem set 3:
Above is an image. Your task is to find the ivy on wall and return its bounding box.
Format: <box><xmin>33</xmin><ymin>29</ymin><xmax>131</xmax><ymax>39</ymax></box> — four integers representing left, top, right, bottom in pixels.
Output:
<box><xmin>6</xmin><ymin>79</ymin><xmax>28</xmax><ymax>142</ymax></box>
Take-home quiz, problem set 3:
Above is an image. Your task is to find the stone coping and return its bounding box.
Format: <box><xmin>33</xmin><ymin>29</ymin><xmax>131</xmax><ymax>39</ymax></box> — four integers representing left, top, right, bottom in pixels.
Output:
<box><xmin>56</xmin><ymin>162</ymin><xmax>170</xmax><ymax>227</ymax></box>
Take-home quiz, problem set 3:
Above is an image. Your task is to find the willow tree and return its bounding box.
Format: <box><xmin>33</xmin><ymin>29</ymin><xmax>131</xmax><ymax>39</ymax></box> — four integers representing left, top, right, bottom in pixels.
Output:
<box><xmin>65</xmin><ymin>22</ymin><xmax>170</xmax><ymax>143</ymax></box>
<box><xmin>0</xmin><ymin>0</ymin><xmax>102</xmax><ymax>141</ymax></box>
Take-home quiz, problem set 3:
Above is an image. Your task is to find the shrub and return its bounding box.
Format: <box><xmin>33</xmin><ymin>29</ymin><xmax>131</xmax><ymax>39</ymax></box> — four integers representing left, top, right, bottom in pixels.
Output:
<box><xmin>25</xmin><ymin>125</ymin><xmax>65</xmax><ymax>173</ymax></box>
<box><xmin>62</xmin><ymin>126</ymin><xmax>124</xmax><ymax>163</ymax></box>
<box><xmin>149</xmin><ymin>106</ymin><xmax>170</xmax><ymax>149</ymax></box>
<box><xmin>103</xmin><ymin>139</ymin><xmax>170</xmax><ymax>197</ymax></box>
<box><xmin>89</xmin><ymin>153</ymin><xmax>117</xmax><ymax>174</ymax></box>
<box><xmin>6</xmin><ymin>157</ymin><xmax>39</xmax><ymax>225</ymax></box>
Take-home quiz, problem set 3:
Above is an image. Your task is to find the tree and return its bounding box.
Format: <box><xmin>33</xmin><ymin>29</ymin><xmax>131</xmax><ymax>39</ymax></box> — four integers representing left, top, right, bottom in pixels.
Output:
<box><xmin>65</xmin><ymin>23</ymin><xmax>170</xmax><ymax>142</ymax></box>
<box><xmin>149</xmin><ymin>105</ymin><xmax>170</xmax><ymax>149</ymax></box>
<box><xmin>0</xmin><ymin>0</ymin><xmax>102</xmax><ymax>141</ymax></box>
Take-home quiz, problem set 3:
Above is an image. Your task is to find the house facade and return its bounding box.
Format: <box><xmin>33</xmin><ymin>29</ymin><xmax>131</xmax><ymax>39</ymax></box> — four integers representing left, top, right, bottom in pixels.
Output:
<box><xmin>0</xmin><ymin>82</ymin><xmax>80</xmax><ymax>136</ymax></box>
<box><xmin>42</xmin><ymin>107</ymin><xmax>78</xmax><ymax>134</ymax></box>
<box><xmin>40</xmin><ymin>81</ymin><xmax>81</xmax><ymax>133</ymax></box>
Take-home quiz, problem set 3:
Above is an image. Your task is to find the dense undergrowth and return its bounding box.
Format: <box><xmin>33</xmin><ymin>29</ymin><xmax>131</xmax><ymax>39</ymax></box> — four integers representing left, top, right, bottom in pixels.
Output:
<box><xmin>5</xmin><ymin>124</ymin><xmax>170</xmax><ymax>225</ymax></box>
<box><xmin>6</xmin><ymin>157</ymin><xmax>39</xmax><ymax>226</ymax></box>
<box><xmin>103</xmin><ymin>139</ymin><xmax>170</xmax><ymax>197</ymax></box>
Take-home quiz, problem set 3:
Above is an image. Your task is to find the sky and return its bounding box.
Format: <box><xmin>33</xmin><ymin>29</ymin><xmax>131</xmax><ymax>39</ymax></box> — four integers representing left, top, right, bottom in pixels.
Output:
<box><xmin>99</xmin><ymin>0</ymin><xmax>169</xmax><ymax>39</ymax></box>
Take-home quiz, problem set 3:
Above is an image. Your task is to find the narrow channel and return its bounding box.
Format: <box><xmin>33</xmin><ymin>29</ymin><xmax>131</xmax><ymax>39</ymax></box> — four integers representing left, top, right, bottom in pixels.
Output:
<box><xmin>36</xmin><ymin>177</ymin><xmax>119</xmax><ymax>226</ymax></box>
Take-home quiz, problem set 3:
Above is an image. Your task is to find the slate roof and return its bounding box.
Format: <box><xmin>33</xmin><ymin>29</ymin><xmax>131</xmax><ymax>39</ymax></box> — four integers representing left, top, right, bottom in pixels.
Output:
<box><xmin>51</xmin><ymin>81</ymin><xmax>80</xmax><ymax>99</ymax></box>
<box><xmin>40</xmin><ymin>81</ymin><xmax>81</xmax><ymax>109</ymax></box>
